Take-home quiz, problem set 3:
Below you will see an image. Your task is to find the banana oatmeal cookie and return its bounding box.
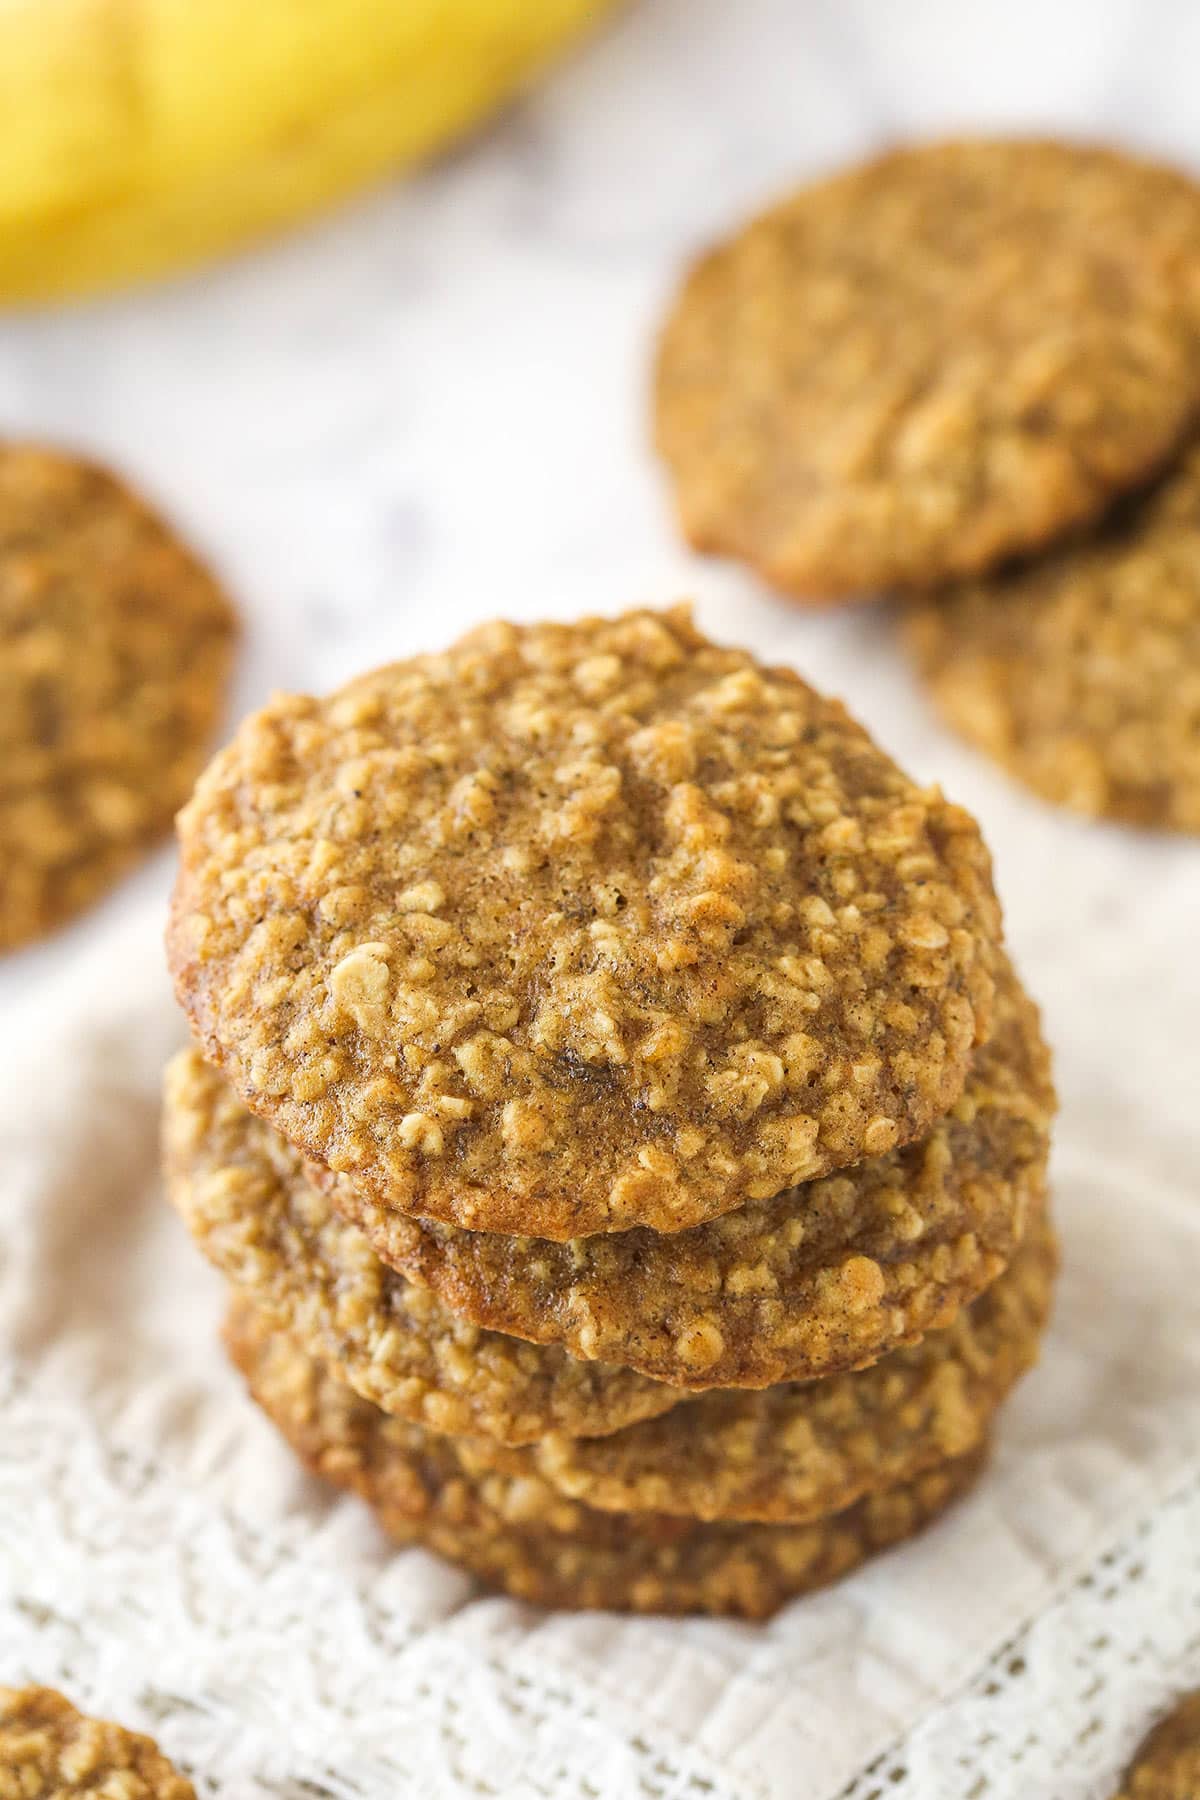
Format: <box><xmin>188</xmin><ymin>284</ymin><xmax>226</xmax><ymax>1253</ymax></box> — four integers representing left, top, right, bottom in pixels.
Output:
<box><xmin>0</xmin><ymin>444</ymin><xmax>237</xmax><ymax>951</ymax></box>
<box><xmin>164</xmin><ymin>1046</ymin><xmax>678</xmax><ymax>1445</ymax></box>
<box><xmin>164</xmin><ymin>1034</ymin><xmax>1052</xmax><ymax>1473</ymax></box>
<box><xmin>0</xmin><ymin>1686</ymin><xmax>195</xmax><ymax>1800</ymax></box>
<box><xmin>500</xmin><ymin>1209</ymin><xmax>1053</xmax><ymax>1523</ymax></box>
<box><xmin>225</xmin><ymin>1298</ymin><xmax>989</xmax><ymax>1619</ymax></box>
<box><xmin>319</xmin><ymin>955</ymin><xmax>1052</xmax><ymax>1389</ymax></box>
<box><xmin>906</xmin><ymin>441</ymin><xmax>1200</xmax><ymax>832</ymax></box>
<box><xmin>655</xmin><ymin>140</ymin><xmax>1200</xmax><ymax>598</ymax></box>
<box><xmin>168</xmin><ymin>606</ymin><xmax>1002</xmax><ymax>1239</ymax></box>
<box><xmin>1111</xmin><ymin>1689</ymin><xmax>1200</xmax><ymax>1799</ymax></box>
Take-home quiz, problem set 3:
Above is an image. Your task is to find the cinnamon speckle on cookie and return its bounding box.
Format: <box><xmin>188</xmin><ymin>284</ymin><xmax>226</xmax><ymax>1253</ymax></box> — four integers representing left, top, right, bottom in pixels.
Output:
<box><xmin>168</xmin><ymin>606</ymin><xmax>1002</xmax><ymax>1240</ymax></box>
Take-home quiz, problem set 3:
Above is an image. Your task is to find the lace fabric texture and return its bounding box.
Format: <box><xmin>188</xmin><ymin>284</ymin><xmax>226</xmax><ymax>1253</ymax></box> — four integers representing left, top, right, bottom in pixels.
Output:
<box><xmin>843</xmin><ymin>1466</ymin><xmax>1200</xmax><ymax>1800</ymax></box>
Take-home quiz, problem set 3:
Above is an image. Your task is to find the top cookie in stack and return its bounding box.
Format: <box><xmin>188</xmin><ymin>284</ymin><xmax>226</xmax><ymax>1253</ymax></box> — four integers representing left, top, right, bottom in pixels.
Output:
<box><xmin>168</xmin><ymin>605</ymin><xmax>1001</xmax><ymax>1238</ymax></box>
<box><xmin>165</xmin><ymin>607</ymin><xmax>1055</xmax><ymax>1618</ymax></box>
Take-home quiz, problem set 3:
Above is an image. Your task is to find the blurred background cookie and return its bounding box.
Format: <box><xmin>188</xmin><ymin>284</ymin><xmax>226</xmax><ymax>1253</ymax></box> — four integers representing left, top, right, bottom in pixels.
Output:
<box><xmin>0</xmin><ymin>1685</ymin><xmax>195</xmax><ymax>1798</ymax></box>
<box><xmin>0</xmin><ymin>444</ymin><xmax>237</xmax><ymax>952</ymax></box>
<box><xmin>905</xmin><ymin>442</ymin><xmax>1200</xmax><ymax>833</ymax></box>
<box><xmin>655</xmin><ymin>140</ymin><xmax>1200</xmax><ymax>600</ymax></box>
<box><xmin>1111</xmin><ymin>1689</ymin><xmax>1200</xmax><ymax>1799</ymax></box>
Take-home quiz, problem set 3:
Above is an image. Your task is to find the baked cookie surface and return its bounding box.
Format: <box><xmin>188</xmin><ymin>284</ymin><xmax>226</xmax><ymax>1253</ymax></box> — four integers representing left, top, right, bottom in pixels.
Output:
<box><xmin>163</xmin><ymin>1046</ymin><xmax>678</xmax><ymax>1445</ymax></box>
<box><xmin>0</xmin><ymin>1686</ymin><xmax>195</xmax><ymax>1800</ymax></box>
<box><xmin>0</xmin><ymin>444</ymin><xmax>237</xmax><ymax>950</ymax></box>
<box><xmin>324</xmin><ymin>955</ymin><xmax>1053</xmax><ymax>1389</ymax></box>
<box><xmin>225</xmin><ymin>1298</ymin><xmax>989</xmax><ymax>1620</ymax></box>
<box><xmin>506</xmin><ymin>1209</ymin><xmax>1053</xmax><ymax>1523</ymax></box>
<box><xmin>168</xmin><ymin>606</ymin><xmax>1001</xmax><ymax>1239</ymax></box>
<box><xmin>655</xmin><ymin>140</ymin><xmax>1200</xmax><ymax>598</ymax></box>
<box><xmin>906</xmin><ymin>442</ymin><xmax>1200</xmax><ymax>832</ymax></box>
<box><xmin>164</xmin><ymin>1035</ymin><xmax>1053</xmax><ymax>1469</ymax></box>
<box><xmin>1112</xmin><ymin>1690</ymin><xmax>1200</xmax><ymax>1799</ymax></box>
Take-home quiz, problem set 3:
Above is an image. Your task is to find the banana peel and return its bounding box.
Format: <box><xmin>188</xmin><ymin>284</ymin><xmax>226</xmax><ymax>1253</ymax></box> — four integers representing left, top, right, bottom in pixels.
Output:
<box><xmin>0</xmin><ymin>0</ymin><xmax>620</xmax><ymax>304</ymax></box>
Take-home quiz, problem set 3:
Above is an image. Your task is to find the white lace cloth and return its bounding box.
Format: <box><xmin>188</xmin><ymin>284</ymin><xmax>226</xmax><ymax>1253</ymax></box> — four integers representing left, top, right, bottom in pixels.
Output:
<box><xmin>2</xmin><ymin>3</ymin><xmax>1200</xmax><ymax>1792</ymax></box>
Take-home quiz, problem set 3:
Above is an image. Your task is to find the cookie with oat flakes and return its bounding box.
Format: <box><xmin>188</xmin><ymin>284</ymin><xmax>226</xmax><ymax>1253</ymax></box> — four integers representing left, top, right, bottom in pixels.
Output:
<box><xmin>163</xmin><ymin>1041</ymin><xmax>1052</xmax><ymax>1463</ymax></box>
<box><xmin>905</xmin><ymin>441</ymin><xmax>1200</xmax><ymax>833</ymax></box>
<box><xmin>487</xmin><ymin>1206</ymin><xmax>1054</xmax><ymax>1524</ymax></box>
<box><xmin>163</xmin><ymin>1045</ymin><xmax>681</xmax><ymax>1445</ymax></box>
<box><xmin>168</xmin><ymin>606</ymin><xmax>1002</xmax><ymax>1240</ymax></box>
<box><xmin>0</xmin><ymin>444</ymin><xmax>237</xmax><ymax>951</ymax></box>
<box><xmin>1111</xmin><ymin>1690</ymin><xmax>1200</xmax><ymax>1799</ymax></box>
<box><xmin>316</xmin><ymin>953</ymin><xmax>1052</xmax><ymax>1390</ymax></box>
<box><xmin>655</xmin><ymin>140</ymin><xmax>1200</xmax><ymax>599</ymax></box>
<box><xmin>225</xmin><ymin>1297</ymin><xmax>990</xmax><ymax>1620</ymax></box>
<box><xmin>0</xmin><ymin>1686</ymin><xmax>195</xmax><ymax>1800</ymax></box>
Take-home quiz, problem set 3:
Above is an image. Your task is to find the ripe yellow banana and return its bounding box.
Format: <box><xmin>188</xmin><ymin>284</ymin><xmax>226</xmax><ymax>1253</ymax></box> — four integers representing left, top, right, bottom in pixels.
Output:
<box><xmin>0</xmin><ymin>0</ymin><xmax>620</xmax><ymax>305</ymax></box>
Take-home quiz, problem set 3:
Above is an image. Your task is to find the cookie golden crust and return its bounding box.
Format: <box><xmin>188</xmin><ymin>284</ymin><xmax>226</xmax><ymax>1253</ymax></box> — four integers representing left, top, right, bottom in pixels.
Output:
<box><xmin>1112</xmin><ymin>1690</ymin><xmax>1200</xmax><ymax>1799</ymax></box>
<box><xmin>655</xmin><ymin>140</ymin><xmax>1200</xmax><ymax>599</ymax></box>
<box><xmin>0</xmin><ymin>444</ymin><xmax>237</xmax><ymax>951</ymax></box>
<box><xmin>0</xmin><ymin>1687</ymin><xmax>195</xmax><ymax>1800</ymax></box>
<box><xmin>163</xmin><ymin>1047</ymin><xmax>679</xmax><ymax>1445</ymax></box>
<box><xmin>168</xmin><ymin>606</ymin><xmax>1003</xmax><ymax>1240</ymax></box>
<box><xmin>164</xmin><ymin>1032</ymin><xmax>1053</xmax><ymax>1492</ymax></box>
<box><xmin>326</xmin><ymin>955</ymin><xmax>1054</xmax><ymax>1390</ymax></box>
<box><xmin>906</xmin><ymin>443</ymin><xmax>1200</xmax><ymax>833</ymax></box>
<box><xmin>506</xmin><ymin>1210</ymin><xmax>1053</xmax><ymax>1523</ymax></box>
<box><xmin>224</xmin><ymin>1300</ymin><xmax>989</xmax><ymax>1619</ymax></box>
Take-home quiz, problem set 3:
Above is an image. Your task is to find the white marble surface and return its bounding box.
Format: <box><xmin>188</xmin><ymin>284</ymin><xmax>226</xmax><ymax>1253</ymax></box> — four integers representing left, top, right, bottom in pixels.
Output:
<box><xmin>2</xmin><ymin>8</ymin><xmax>1200</xmax><ymax>1798</ymax></box>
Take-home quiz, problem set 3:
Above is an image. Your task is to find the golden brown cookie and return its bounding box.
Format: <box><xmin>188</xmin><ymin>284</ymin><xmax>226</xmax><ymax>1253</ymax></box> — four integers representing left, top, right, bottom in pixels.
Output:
<box><xmin>164</xmin><ymin>1032</ymin><xmax>1053</xmax><ymax>1482</ymax></box>
<box><xmin>0</xmin><ymin>1686</ymin><xmax>195</xmax><ymax>1800</ymax></box>
<box><xmin>323</xmin><ymin>954</ymin><xmax>1054</xmax><ymax>1389</ymax></box>
<box><xmin>0</xmin><ymin>444</ymin><xmax>237</xmax><ymax>951</ymax></box>
<box><xmin>163</xmin><ymin>1046</ymin><xmax>679</xmax><ymax>1445</ymax></box>
<box><xmin>655</xmin><ymin>140</ymin><xmax>1200</xmax><ymax>599</ymax></box>
<box><xmin>225</xmin><ymin>1298</ymin><xmax>989</xmax><ymax>1619</ymax></box>
<box><xmin>503</xmin><ymin>1209</ymin><xmax>1054</xmax><ymax>1523</ymax></box>
<box><xmin>906</xmin><ymin>442</ymin><xmax>1200</xmax><ymax>832</ymax></box>
<box><xmin>168</xmin><ymin>606</ymin><xmax>1003</xmax><ymax>1241</ymax></box>
<box><xmin>1112</xmin><ymin>1690</ymin><xmax>1200</xmax><ymax>1799</ymax></box>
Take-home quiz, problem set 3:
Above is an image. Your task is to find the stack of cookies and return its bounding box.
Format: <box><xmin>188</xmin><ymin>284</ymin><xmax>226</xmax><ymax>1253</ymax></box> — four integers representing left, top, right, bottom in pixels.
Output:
<box><xmin>654</xmin><ymin>138</ymin><xmax>1200</xmax><ymax>832</ymax></box>
<box><xmin>163</xmin><ymin>607</ymin><xmax>1056</xmax><ymax>1618</ymax></box>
